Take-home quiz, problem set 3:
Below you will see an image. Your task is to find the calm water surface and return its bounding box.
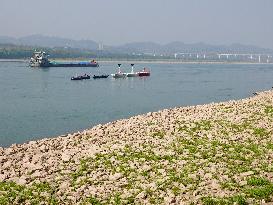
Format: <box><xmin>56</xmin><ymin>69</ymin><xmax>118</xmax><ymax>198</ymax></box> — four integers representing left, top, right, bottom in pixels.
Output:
<box><xmin>0</xmin><ymin>62</ymin><xmax>272</xmax><ymax>147</ymax></box>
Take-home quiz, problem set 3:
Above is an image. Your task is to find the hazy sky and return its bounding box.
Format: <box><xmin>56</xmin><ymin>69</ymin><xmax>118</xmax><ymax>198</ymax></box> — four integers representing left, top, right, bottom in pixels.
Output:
<box><xmin>1</xmin><ymin>0</ymin><xmax>273</xmax><ymax>48</ymax></box>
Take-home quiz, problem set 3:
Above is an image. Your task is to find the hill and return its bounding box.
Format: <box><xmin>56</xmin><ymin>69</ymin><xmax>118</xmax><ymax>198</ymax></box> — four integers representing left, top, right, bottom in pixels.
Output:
<box><xmin>1</xmin><ymin>35</ymin><xmax>272</xmax><ymax>56</ymax></box>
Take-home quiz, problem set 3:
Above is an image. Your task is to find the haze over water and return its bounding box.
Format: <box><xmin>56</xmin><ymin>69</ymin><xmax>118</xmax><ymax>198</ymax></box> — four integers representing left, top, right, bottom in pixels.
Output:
<box><xmin>0</xmin><ymin>62</ymin><xmax>272</xmax><ymax>147</ymax></box>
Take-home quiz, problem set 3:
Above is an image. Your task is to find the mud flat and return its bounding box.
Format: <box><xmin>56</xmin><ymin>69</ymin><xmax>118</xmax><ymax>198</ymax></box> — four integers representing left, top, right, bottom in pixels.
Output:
<box><xmin>0</xmin><ymin>90</ymin><xmax>273</xmax><ymax>204</ymax></box>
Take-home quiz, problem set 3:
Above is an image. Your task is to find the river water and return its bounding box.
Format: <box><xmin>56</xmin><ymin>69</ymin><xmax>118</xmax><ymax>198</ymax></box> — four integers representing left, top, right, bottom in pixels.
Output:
<box><xmin>0</xmin><ymin>62</ymin><xmax>272</xmax><ymax>147</ymax></box>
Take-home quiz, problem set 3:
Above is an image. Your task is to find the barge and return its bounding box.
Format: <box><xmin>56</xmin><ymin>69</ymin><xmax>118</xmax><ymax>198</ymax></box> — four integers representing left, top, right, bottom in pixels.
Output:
<box><xmin>30</xmin><ymin>51</ymin><xmax>99</xmax><ymax>68</ymax></box>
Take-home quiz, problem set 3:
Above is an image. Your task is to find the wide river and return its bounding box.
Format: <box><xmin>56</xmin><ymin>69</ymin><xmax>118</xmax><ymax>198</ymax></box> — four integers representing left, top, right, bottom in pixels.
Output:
<box><xmin>0</xmin><ymin>61</ymin><xmax>272</xmax><ymax>147</ymax></box>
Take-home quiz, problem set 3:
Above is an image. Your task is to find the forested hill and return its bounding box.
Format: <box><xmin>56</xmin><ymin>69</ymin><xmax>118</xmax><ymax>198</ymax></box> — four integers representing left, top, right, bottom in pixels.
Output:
<box><xmin>0</xmin><ymin>44</ymin><xmax>124</xmax><ymax>59</ymax></box>
<box><xmin>0</xmin><ymin>43</ymin><xmax>171</xmax><ymax>60</ymax></box>
<box><xmin>1</xmin><ymin>35</ymin><xmax>273</xmax><ymax>59</ymax></box>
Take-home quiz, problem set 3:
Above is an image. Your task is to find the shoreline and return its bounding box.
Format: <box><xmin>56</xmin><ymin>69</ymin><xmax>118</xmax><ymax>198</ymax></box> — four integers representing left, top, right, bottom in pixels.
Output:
<box><xmin>1</xmin><ymin>58</ymin><xmax>273</xmax><ymax>65</ymax></box>
<box><xmin>1</xmin><ymin>89</ymin><xmax>273</xmax><ymax>204</ymax></box>
<box><xmin>97</xmin><ymin>60</ymin><xmax>273</xmax><ymax>65</ymax></box>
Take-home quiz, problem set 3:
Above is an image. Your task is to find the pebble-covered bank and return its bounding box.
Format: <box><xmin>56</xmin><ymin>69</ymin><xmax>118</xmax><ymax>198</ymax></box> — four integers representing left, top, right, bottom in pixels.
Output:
<box><xmin>1</xmin><ymin>90</ymin><xmax>273</xmax><ymax>205</ymax></box>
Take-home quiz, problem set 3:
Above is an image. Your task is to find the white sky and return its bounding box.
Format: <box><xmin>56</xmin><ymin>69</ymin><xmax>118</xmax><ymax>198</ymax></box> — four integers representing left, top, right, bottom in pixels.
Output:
<box><xmin>0</xmin><ymin>0</ymin><xmax>273</xmax><ymax>48</ymax></box>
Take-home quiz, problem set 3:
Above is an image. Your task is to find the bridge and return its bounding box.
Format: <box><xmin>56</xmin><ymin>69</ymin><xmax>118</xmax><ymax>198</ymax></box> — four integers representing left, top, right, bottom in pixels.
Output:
<box><xmin>174</xmin><ymin>52</ymin><xmax>273</xmax><ymax>63</ymax></box>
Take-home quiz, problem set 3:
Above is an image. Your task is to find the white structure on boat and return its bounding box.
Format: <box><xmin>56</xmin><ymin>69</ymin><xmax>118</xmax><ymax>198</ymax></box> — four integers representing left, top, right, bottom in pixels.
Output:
<box><xmin>29</xmin><ymin>51</ymin><xmax>50</xmax><ymax>67</ymax></box>
<box><xmin>111</xmin><ymin>64</ymin><xmax>126</xmax><ymax>78</ymax></box>
<box><xmin>126</xmin><ymin>64</ymin><xmax>138</xmax><ymax>77</ymax></box>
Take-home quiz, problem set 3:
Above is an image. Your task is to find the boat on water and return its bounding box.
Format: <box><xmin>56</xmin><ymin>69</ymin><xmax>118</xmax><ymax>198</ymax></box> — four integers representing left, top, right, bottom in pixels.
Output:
<box><xmin>93</xmin><ymin>74</ymin><xmax>109</xmax><ymax>79</ymax></box>
<box><xmin>126</xmin><ymin>64</ymin><xmax>139</xmax><ymax>77</ymax></box>
<box><xmin>111</xmin><ymin>64</ymin><xmax>126</xmax><ymax>78</ymax></box>
<box><xmin>71</xmin><ymin>74</ymin><xmax>90</xmax><ymax>80</ymax></box>
<box><xmin>137</xmin><ymin>67</ymin><xmax>150</xmax><ymax>76</ymax></box>
<box><xmin>30</xmin><ymin>51</ymin><xmax>99</xmax><ymax>68</ymax></box>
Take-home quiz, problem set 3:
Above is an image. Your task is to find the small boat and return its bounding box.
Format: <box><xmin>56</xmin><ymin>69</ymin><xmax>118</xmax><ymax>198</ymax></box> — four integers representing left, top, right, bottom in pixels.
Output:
<box><xmin>71</xmin><ymin>74</ymin><xmax>90</xmax><ymax>80</ymax></box>
<box><xmin>111</xmin><ymin>64</ymin><xmax>127</xmax><ymax>78</ymax></box>
<box><xmin>71</xmin><ymin>76</ymin><xmax>83</xmax><ymax>80</ymax></box>
<box><xmin>81</xmin><ymin>74</ymin><xmax>91</xmax><ymax>79</ymax></box>
<box><xmin>126</xmin><ymin>64</ymin><xmax>139</xmax><ymax>77</ymax></box>
<box><xmin>93</xmin><ymin>75</ymin><xmax>109</xmax><ymax>79</ymax></box>
<box><xmin>137</xmin><ymin>68</ymin><xmax>150</xmax><ymax>76</ymax></box>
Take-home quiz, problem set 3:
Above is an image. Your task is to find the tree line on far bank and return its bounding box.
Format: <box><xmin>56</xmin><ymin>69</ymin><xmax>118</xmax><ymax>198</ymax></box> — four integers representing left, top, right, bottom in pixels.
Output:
<box><xmin>0</xmin><ymin>44</ymin><xmax>173</xmax><ymax>60</ymax></box>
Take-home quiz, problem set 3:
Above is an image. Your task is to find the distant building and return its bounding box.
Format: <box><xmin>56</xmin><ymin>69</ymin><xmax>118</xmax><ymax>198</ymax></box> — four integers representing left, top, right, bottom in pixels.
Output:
<box><xmin>98</xmin><ymin>43</ymin><xmax>104</xmax><ymax>51</ymax></box>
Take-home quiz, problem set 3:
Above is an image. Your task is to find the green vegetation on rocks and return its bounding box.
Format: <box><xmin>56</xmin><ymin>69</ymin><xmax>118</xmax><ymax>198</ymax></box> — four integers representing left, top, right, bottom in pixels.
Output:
<box><xmin>0</xmin><ymin>90</ymin><xmax>273</xmax><ymax>204</ymax></box>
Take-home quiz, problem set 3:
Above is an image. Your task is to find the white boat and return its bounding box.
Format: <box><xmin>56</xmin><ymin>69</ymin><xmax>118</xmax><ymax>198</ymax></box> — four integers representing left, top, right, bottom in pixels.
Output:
<box><xmin>126</xmin><ymin>64</ymin><xmax>139</xmax><ymax>77</ymax></box>
<box><xmin>111</xmin><ymin>64</ymin><xmax>127</xmax><ymax>78</ymax></box>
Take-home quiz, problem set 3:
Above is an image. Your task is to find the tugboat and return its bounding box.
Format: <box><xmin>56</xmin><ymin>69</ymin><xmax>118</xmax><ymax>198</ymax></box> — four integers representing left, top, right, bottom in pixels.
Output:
<box><xmin>29</xmin><ymin>51</ymin><xmax>51</xmax><ymax>67</ymax></box>
<box><xmin>93</xmin><ymin>74</ymin><xmax>109</xmax><ymax>79</ymax></box>
<box><xmin>126</xmin><ymin>64</ymin><xmax>139</xmax><ymax>77</ymax></box>
<box><xmin>71</xmin><ymin>74</ymin><xmax>90</xmax><ymax>80</ymax></box>
<box><xmin>30</xmin><ymin>51</ymin><xmax>99</xmax><ymax>68</ymax></box>
<box><xmin>111</xmin><ymin>64</ymin><xmax>126</xmax><ymax>78</ymax></box>
<box><xmin>137</xmin><ymin>67</ymin><xmax>150</xmax><ymax>76</ymax></box>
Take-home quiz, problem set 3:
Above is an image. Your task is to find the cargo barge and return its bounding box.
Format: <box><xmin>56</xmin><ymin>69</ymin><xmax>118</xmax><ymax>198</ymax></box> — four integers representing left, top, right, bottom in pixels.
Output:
<box><xmin>29</xmin><ymin>51</ymin><xmax>99</xmax><ymax>68</ymax></box>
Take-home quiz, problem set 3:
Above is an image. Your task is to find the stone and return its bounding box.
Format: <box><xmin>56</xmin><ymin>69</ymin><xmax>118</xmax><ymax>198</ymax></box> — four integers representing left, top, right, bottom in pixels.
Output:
<box><xmin>0</xmin><ymin>156</ymin><xmax>7</xmax><ymax>163</ymax></box>
<box><xmin>136</xmin><ymin>191</ymin><xmax>147</xmax><ymax>199</ymax></box>
<box><xmin>204</xmin><ymin>173</ymin><xmax>213</xmax><ymax>179</ymax></box>
<box><xmin>239</xmin><ymin>180</ymin><xmax>247</xmax><ymax>186</ymax></box>
<box><xmin>32</xmin><ymin>171</ymin><xmax>42</xmax><ymax>178</ymax></box>
<box><xmin>210</xmin><ymin>181</ymin><xmax>221</xmax><ymax>190</ymax></box>
<box><xmin>0</xmin><ymin>174</ymin><xmax>6</xmax><ymax>181</ymax></box>
<box><xmin>143</xmin><ymin>165</ymin><xmax>152</xmax><ymax>171</ymax></box>
<box><xmin>109</xmin><ymin>173</ymin><xmax>122</xmax><ymax>181</ymax></box>
<box><xmin>61</xmin><ymin>153</ymin><xmax>71</xmax><ymax>162</ymax></box>
<box><xmin>59</xmin><ymin>181</ymin><xmax>70</xmax><ymax>190</ymax></box>
<box><xmin>2</xmin><ymin>161</ymin><xmax>12</xmax><ymax>169</ymax></box>
<box><xmin>40</xmin><ymin>145</ymin><xmax>48</xmax><ymax>152</ymax></box>
<box><xmin>240</xmin><ymin>171</ymin><xmax>254</xmax><ymax>177</ymax></box>
<box><xmin>17</xmin><ymin>176</ymin><xmax>27</xmax><ymax>185</ymax></box>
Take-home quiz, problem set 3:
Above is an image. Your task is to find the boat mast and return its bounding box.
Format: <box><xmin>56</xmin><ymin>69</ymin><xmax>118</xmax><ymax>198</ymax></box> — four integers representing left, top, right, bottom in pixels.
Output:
<box><xmin>118</xmin><ymin>64</ymin><xmax>122</xmax><ymax>73</ymax></box>
<box><xmin>131</xmin><ymin>64</ymin><xmax>134</xmax><ymax>73</ymax></box>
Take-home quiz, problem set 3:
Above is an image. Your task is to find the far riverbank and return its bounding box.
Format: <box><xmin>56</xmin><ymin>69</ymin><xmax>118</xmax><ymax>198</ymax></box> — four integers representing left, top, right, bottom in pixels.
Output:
<box><xmin>1</xmin><ymin>58</ymin><xmax>273</xmax><ymax>65</ymax></box>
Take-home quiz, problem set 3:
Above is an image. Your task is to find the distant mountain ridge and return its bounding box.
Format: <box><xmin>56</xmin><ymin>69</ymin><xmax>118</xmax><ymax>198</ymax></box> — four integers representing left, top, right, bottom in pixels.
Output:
<box><xmin>0</xmin><ymin>35</ymin><xmax>98</xmax><ymax>50</ymax></box>
<box><xmin>0</xmin><ymin>34</ymin><xmax>272</xmax><ymax>54</ymax></box>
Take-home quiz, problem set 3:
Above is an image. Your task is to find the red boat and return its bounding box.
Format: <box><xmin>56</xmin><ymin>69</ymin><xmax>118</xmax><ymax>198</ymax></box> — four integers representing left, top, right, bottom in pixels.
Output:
<box><xmin>137</xmin><ymin>68</ymin><xmax>150</xmax><ymax>76</ymax></box>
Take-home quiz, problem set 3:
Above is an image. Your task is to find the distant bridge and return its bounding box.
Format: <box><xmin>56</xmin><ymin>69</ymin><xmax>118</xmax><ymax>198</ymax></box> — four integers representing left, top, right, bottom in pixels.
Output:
<box><xmin>174</xmin><ymin>52</ymin><xmax>272</xmax><ymax>63</ymax></box>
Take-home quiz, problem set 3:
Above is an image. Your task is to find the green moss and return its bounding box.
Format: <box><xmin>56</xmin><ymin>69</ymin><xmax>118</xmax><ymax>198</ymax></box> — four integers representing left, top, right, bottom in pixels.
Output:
<box><xmin>202</xmin><ymin>195</ymin><xmax>247</xmax><ymax>205</ymax></box>
<box><xmin>220</xmin><ymin>181</ymin><xmax>239</xmax><ymax>191</ymax></box>
<box><xmin>243</xmin><ymin>177</ymin><xmax>273</xmax><ymax>201</ymax></box>
<box><xmin>247</xmin><ymin>177</ymin><xmax>271</xmax><ymax>186</ymax></box>
<box><xmin>253</xmin><ymin>127</ymin><xmax>270</xmax><ymax>137</ymax></box>
<box><xmin>265</xmin><ymin>105</ymin><xmax>273</xmax><ymax>114</ymax></box>
<box><xmin>245</xmin><ymin>185</ymin><xmax>273</xmax><ymax>200</ymax></box>
<box><xmin>147</xmin><ymin>122</ymin><xmax>155</xmax><ymax>126</ymax></box>
<box><xmin>113</xmin><ymin>193</ymin><xmax>122</xmax><ymax>205</ymax></box>
<box><xmin>83</xmin><ymin>196</ymin><xmax>103</xmax><ymax>205</ymax></box>
<box><xmin>0</xmin><ymin>181</ymin><xmax>58</xmax><ymax>205</ymax></box>
<box><xmin>267</xmin><ymin>143</ymin><xmax>273</xmax><ymax>150</ymax></box>
<box><xmin>202</xmin><ymin>197</ymin><xmax>227</xmax><ymax>205</ymax></box>
<box><xmin>151</xmin><ymin>130</ymin><xmax>165</xmax><ymax>139</ymax></box>
<box><xmin>172</xmin><ymin>186</ymin><xmax>181</xmax><ymax>196</ymax></box>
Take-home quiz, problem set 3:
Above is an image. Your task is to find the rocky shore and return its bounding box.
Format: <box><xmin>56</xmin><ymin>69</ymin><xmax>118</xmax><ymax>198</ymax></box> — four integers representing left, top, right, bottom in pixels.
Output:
<box><xmin>1</xmin><ymin>90</ymin><xmax>273</xmax><ymax>204</ymax></box>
